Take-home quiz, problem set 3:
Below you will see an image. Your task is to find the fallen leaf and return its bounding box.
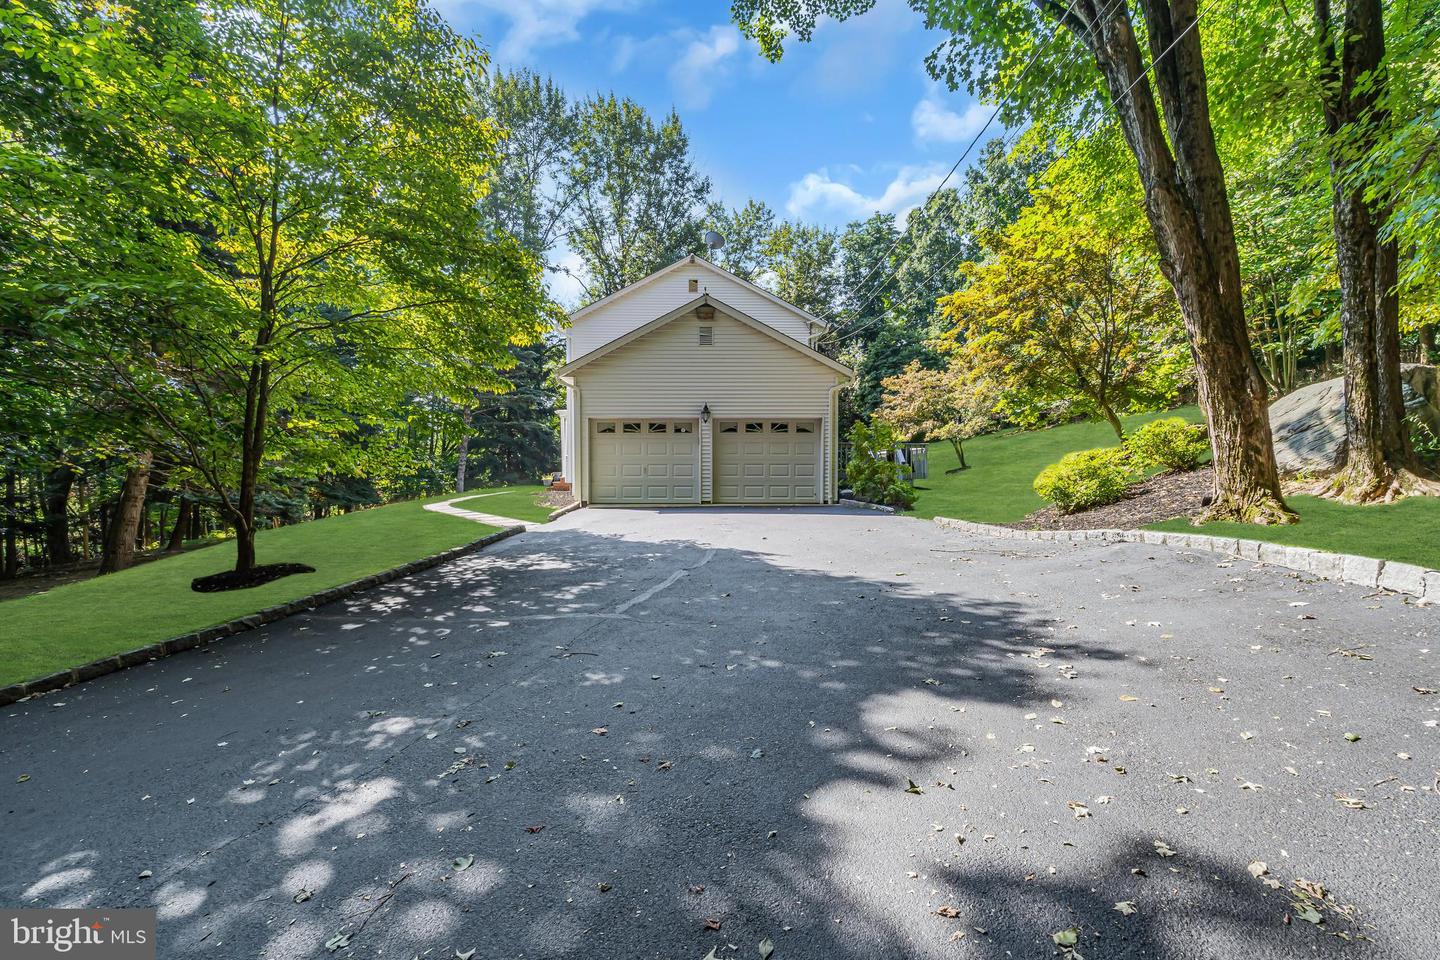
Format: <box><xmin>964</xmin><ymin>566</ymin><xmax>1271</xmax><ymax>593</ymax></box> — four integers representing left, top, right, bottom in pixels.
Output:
<box><xmin>525</xmin><ymin>824</ymin><xmax>545</xmax><ymax>834</ymax></box>
<box><xmin>1335</xmin><ymin>794</ymin><xmax>1368</xmax><ymax>810</ymax></box>
<box><xmin>1114</xmin><ymin>901</ymin><xmax>1137</xmax><ymax>916</ymax></box>
<box><xmin>1153</xmin><ymin>840</ymin><xmax>1176</xmax><ymax>858</ymax></box>
<box><xmin>452</xmin><ymin>855</ymin><xmax>474</xmax><ymax>872</ymax></box>
<box><xmin>904</xmin><ymin>779</ymin><xmax>924</xmax><ymax>795</ymax></box>
<box><xmin>16</xmin><ymin>774</ymin><xmax>29</xmax><ymax>783</ymax></box>
<box><xmin>1119</xmin><ymin>695</ymin><xmax>1138</xmax><ymax>702</ymax></box>
<box><xmin>591</xmin><ymin>727</ymin><xmax>608</xmax><ymax>736</ymax></box>
<box><xmin>935</xmin><ymin>905</ymin><xmax>961</xmax><ymax>918</ymax></box>
<box><xmin>688</xmin><ymin>884</ymin><xmax>705</xmax><ymax>895</ymax></box>
<box><xmin>325</xmin><ymin>931</ymin><xmax>352</xmax><ymax>951</ymax></box>
<box><xmin>704</xmin><ymin>918</ymin><xmax>722</xmax><ymax>930</ymax></box>
<box><xmin>597</xmin><ymin>882</ymin><xmax>612</xmax><ymax>892</ymax></box>
<box><xmin>1343</xmin><ymin>732</ymin><xmax>1361</xmax><ymax>742</ymax></box>
<box><xmin>1293</xmin><ymin>903</ymin><xmax>1323</xmax><ymax>925</ymax></box>
<box><xmin>456</xmin><ymin>951</ymin><xmax>476</xmax><ymax>960</ymax></box>
<box><xmin>1248</xmin><ymin>861</ymin><xmax>1269</xmax><ymax>879</ymax></box>
<box><xmin>293</xmin><ymin>888</ymin><xmax>312</xmax><ymax>903</ymax></box>
<box><xmin>1051</xmin><ymin>927</ymin><xmax>1080</xmax><ymax>946</ymax></box>
<box><xmin>759</xmin><ymin>937</ymin><xmax>775</xmax><ymax>960</ymax></box>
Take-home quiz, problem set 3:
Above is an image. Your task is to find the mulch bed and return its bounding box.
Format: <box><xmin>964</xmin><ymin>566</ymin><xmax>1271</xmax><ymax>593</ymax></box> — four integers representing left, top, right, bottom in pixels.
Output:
<box><xmin>540</xmin><ymin>488</ymin><xmax>577</xmax><ymax>510</ymax></box>
<box><xmin>192</xmin><ymin>562</ymin><xmax>316</xmax><ymax>593</ymax></box>
<box><xmin>1011</xmin><ymin>467</ymin><xmax>1213</xmax><ymax>531</ymax></box>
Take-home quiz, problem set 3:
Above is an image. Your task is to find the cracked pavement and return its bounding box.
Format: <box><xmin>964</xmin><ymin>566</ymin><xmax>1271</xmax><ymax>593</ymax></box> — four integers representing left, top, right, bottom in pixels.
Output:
<box><xmin>2</xmin><ymin>506</ymin><xmax>1437</xmax><ymax>958</ymax></box>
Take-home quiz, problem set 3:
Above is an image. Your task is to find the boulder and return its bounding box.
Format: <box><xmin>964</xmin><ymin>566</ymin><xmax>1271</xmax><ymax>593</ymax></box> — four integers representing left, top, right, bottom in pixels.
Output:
<box><xmin>1268</xmin><ymin>364</ymin><xmax>1440</xmax><ymax>474</ymax></box>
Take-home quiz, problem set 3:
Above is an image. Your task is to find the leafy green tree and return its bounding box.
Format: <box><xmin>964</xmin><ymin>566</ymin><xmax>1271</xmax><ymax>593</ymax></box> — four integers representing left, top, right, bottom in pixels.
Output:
<box><xmin>876</xmin><ymin>359</ymin><xmax>999</xmax><ymax>470</ymax></box>
<box><xmin>938</xmin><ymin>187</ymin><xmax>1186</xmax><ymax>438</ymax></box>
<box><xmin>761</xmin><ymin>221</ymin><xmax>841</xmax><ymax>318</ymax></box>
<box><xmin>733</xmin><ymin>0</ymin><xmax>1293</xmax><ymax>523</ymax></box>
<box><xmin>566</xmin><ymin>95</ymin><xmax>712</xmax><ymax>300</ymax></box>
<box><xmin>705</xmin><ymin>199</ymin><xmax>776</xmax><ymax>281</ymax></box>
<box><xmin>7</xmin><ymin>0</ymin><xmax>550</xmax><ymax>573</ymax></box>
<box><xmin>474</xmin><ymin>69</ymin><xmax>578</xmax><ymax>263</ymax></box>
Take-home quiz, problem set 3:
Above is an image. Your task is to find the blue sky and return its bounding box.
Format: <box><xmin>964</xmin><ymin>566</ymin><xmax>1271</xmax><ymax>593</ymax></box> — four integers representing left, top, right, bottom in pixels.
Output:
<box><xmin>432</xmin><ymin>0</ymin><xmax>994</xmax><ymax>300</ymax></box>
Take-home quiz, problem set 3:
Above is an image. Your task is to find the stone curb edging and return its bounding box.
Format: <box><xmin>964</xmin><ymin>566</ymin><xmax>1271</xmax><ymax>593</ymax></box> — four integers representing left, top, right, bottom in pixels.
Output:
<box><xmin>839</xmin><ymin>498</ymin><xmax>897</xmax><ymax>514</ymax></box>
<box><xmin>0</xmin><ymin>525</ymin><xmax>527</xmax><ymax>709</ymax></box>
<box><xmin>932</xmin><ymin>516</ymin><xmax>1439</xmax><ymax>603</ymax></box>
<box><xmin>547</xmin><ymin>500</ymin><xmax>584</xmax><ymax>522</ymax></box>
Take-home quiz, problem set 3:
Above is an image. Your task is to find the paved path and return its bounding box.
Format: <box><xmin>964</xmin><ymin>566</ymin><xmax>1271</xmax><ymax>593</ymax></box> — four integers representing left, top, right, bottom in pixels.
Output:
<box><xmin>1</xmin><ymin>508</ymin><xmax>1436</xmax><ymax>959</ymax></box>
<box><xmin>422</xmin><ymin>493</ymin><xmax>528</xmax><ymax>528</ymax></box>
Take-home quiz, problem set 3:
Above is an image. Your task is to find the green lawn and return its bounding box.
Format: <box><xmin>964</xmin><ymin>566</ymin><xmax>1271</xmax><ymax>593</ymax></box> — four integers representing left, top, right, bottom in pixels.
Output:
<box><xmin>0</xmin><ymin>485</ymin><xmax>546</xmax><ymax>687</ymax></box>
<box><xmin>446</xmin><ymin>486</ymin><xmax>554</xmax><ymax>523</ymax></box>
<box><xmin>909</xmin><ymin>410</ymin><xmax>1440</xmax><ymax>570</ymax></box>
<box><xmin>908</xmin><ymin>407</ymin><xmax>1203</xmax><ymax>523</ymax></box>
<box><xmin>1148</xmin><ymin>495</ymin><xmax>1440</xmax><ymax>569</ymax></box>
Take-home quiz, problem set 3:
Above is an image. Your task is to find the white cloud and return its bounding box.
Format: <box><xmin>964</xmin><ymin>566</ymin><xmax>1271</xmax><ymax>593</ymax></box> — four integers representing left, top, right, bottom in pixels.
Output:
<box><xmin>785</xmin><ymin>164</ymin><xmax>949</xmax><ymax>224</ymax></box>
<box><xmin>668</xmin><ymin>25</ymin><xmax>743</xmax><ymax>109</ymax></box>
<box><xmin>912</xmin><ymin>88</ymin><xmax>993</xmax><ymax>144</ymax></box>
<box><xmin>448</xmin><ymin>0</ymin><xmax>641</xmax><ymax>64</ymax></box>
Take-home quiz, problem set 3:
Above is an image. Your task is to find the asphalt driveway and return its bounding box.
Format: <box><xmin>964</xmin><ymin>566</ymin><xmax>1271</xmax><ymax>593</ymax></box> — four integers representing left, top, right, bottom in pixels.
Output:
<box><xmin>2</xmin><ymin>507</ymin><xmax>1437</xmax><ymax>959</ymax></box>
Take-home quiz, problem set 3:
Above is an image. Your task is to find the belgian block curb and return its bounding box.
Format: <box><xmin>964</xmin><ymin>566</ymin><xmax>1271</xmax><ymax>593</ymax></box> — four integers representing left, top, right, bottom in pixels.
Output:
<box><xmin>933</xmin><ymin>516</ymin><xmax>1439</xmax><ymax>603</ymax></box>
<box><xmin>0</xmin><ymin>525</ymin><xmax>526</xmax><ymax>709</ymax></box>
<box><xmin>839</xmin><ymin>498</ymin><xmax>897</xmax><ymax>514</ymax></box>
<box><xmin>547</xmin><ymin>500</ymin><xmax>585</xmax><ymax>521</ymax></box>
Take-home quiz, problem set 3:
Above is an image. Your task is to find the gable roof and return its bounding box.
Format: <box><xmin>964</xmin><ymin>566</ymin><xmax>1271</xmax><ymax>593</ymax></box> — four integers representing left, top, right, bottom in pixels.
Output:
<box><xmin>557</xmin><ymin>293</ymin><xmax>855</xmax><ymax>380</ymax></box>
<box><xmin>567</xmin><ymin>254</ymin><xmax>830</xmax><ymax>330</ymax></box>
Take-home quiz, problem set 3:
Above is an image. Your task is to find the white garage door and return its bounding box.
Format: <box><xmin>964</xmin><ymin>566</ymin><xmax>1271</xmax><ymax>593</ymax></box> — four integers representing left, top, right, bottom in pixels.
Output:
<box><xmin>714</xmin><ymin>419</ymin><xmax>820</xmax><ymax>504</ymax></box>
<box><xmin>590</xmin><ymin>419</ymin><xmax>699</xmax><ymax>504</ymax></box>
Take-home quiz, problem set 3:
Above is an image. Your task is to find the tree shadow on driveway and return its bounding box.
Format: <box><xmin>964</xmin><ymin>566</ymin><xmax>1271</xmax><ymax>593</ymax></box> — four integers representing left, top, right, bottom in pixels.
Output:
<box><xmin>0</xmin><ymin>516</ymin><xmax>1422</xmax><ymax>958</ymax></box>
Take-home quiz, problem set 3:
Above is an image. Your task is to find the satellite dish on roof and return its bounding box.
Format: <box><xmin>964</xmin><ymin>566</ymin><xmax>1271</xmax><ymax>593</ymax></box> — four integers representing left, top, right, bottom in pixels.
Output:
<box><xmin>704</xmin><ymin>230</ymin><xmax>725</xmax><ymax>251</ymax></box>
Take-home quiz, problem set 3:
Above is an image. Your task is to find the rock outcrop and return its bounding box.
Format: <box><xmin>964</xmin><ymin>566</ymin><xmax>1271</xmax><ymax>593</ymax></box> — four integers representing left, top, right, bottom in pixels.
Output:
<box><xmin>1268</xmin><ymin>364</ymin><xmax>1440</xmax><ymax>475</ymax></box>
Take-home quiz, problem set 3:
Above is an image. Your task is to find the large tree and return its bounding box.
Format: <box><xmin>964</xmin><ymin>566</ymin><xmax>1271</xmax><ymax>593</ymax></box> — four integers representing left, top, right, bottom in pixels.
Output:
<box><xmin>938</xmin><ymin>188</ymin><xmax>1186</xmax><ymax>437</ymax></box>
<box><xmin>565</xmin><ymin>95</ymin><xmax>712</xmax><ymax>300</ymax></box>
<box><xmin>1313</xmin><ymin>0</ymin><xmax>1431</xmax><ymax>499</ymax></box>
<box><xmin>7</xmin><ymin>0</ymin><xmax>549</xmax><ymax>573</ymax></box>
<box><xmin>733</xmin><ymin>0</ymin><xmax>1294</xmax><ymax>522</ymax></box>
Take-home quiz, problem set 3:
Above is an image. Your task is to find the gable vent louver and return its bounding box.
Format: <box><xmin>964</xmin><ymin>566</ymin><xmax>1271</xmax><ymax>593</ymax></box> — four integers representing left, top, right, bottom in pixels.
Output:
<box><xmin>698</xmin><ymin>325</ymin><xmax>713</xmax><ymax>346</ymax></box>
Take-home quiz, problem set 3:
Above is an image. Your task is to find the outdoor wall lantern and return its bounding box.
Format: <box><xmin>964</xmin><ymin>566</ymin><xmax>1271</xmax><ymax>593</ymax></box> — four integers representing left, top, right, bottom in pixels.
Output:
<box><xmin>701</xmin><ymin>403</ymin><xmax>711</xmax><ymax>424</ymax></box>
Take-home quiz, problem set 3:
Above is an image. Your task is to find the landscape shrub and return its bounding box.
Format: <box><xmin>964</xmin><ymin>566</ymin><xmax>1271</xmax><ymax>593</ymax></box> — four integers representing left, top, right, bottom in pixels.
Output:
<box><xmin>846</xmin><ymin>421</ymin><xmax>917</xmax><ymax>509</ymax></box>
<box><xmin>1033</xmin><ymin>447</ymin><xmax>1137</xmax><ymax>513</ymax></box>
<box><xmin>1123</xmin><ymin>416</ymin><xmax>1209</xmax><ymax>472</ymax></box>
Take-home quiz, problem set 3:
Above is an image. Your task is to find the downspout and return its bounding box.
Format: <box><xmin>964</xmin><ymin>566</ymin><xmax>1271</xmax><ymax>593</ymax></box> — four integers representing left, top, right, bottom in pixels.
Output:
<box><xmin>565</xmin><ymin>378</ymin><xmax>584</xmax><ymax>505</ymax></box>
<box><xmin>828</xmin><ymin>380</ymin><xmax>845</xmax><ymax>503</ymax></box>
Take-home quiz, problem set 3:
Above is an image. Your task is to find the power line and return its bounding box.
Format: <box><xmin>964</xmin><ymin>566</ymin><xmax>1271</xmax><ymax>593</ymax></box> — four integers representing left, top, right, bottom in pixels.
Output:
<box><xmin>818</xmin><ymin>0</ymin><xmax>1128</xmax><ymax>346</ymax></box>
<box><xmin>824</xmin><ymin>0</ymin><xmax>1223</xmax><ymax>352</ymax></box>
<box><xmin>816</xmin><ymin>0</ymin><xmax>1091</xmax><ymax>333</ymax></box>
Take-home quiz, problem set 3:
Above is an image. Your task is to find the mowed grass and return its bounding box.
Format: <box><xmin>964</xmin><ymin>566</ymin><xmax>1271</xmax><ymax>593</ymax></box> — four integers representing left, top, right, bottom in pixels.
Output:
<box><xmin>909</xmin><ymin>409</ymin><xmax>1440</xmax><ymax>569</ymax></box>
<box><xmin>1148</xmin><ymin>496</ymin><xmax>1440</xmax><ymax>569</ymax></box>
<box><xmin>908</xmin><ymin>407</ymin><xmax>1203</xmax><ymax>523</ymax></box>
<box><xmin>0</xmin><ymin>486</ymin><xmax>546</xmax><ymax>687</ymax></box>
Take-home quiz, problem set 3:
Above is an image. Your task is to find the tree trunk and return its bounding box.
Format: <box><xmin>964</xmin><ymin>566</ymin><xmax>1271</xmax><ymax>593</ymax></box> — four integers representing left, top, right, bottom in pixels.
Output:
<box><xmin>1100</xmin><ymin>403</ymin><xmax>1124</xmax><ymax>440</ymax></box>
<box><xmin>2</xmin><ymin>470</ymin><xmax>18</xmax><ymax>579</ymax></box>
<box><xmin>1316</xmin><ymin>0</ymin><xmax>1424</xmax><ymax>500</ymax></box>
<box><xmin>42</xmin><ymin>464</ymin><xmax>75</xmax><ymax>566</ymax></box>
<box><xmin>455</xmin><ymin>431</ymin><xmax>471</xmax><ymax>493</ymax></box>
<box><xmin>951</xmin><ymin>438</ymin><xmax>968</xmax><ymax>470</ymax></box>
<box><xmin>1061</xmin><ymin>0</ymin><xmax>1291</xmax><ymax>523</ymax></box>
<box><xmin>99</xmin><ymin>452</ymin><xmax>152</xmax><ymax>575</ymax></box>
<box><xmin>1420</xmin><ymin>323</ymin><xmax>1436</xmax><ymax>364</ymax></box>
<box><xmin>166</xmin><ymin>498</ymin><xmax>191</xmax><ymax>552</ymax></box>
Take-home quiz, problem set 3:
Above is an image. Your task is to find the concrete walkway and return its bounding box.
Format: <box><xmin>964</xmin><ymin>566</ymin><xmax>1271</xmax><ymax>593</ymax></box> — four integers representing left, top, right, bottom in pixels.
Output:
<box><xmin>421</xmin><ymin>492</ymin><xmax>526</xmax><ymax>528</ymax></box>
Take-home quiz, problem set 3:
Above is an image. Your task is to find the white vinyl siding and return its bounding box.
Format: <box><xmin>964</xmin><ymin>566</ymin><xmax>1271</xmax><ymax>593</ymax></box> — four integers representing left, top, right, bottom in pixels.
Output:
<box><xmin>567</xmin><ymin>262</ymin><xmax>813</xmax><ymax>356</ymax></box>
<box><xmin>571</xmin><ymin>308</ymin><xmax>843</xmax><ymax>503</ymax></box>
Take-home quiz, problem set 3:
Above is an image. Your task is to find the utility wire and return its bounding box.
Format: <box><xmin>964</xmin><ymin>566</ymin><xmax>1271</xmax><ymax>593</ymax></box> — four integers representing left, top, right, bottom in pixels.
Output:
<box><xmin>817</xmin><ymin>0</ymin><xmax>1127</xmax><ymax>346</ymax></box>
<box><xmin>815</xmin><ymin>0</ymin><xmax>1091</xmax><ymax>334</ymax></box>
<box><xmin>823</xmin><ymin>0</ymin><xmax>1222</xmax><ymax>352</ymax></box>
